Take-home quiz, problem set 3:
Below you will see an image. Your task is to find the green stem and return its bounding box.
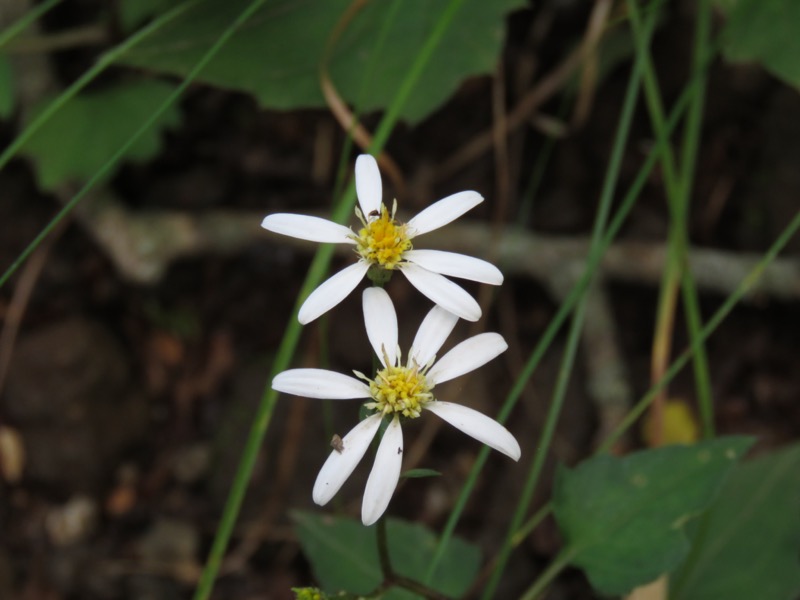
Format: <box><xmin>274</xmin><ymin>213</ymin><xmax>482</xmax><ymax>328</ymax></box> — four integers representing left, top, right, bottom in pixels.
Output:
<box><xmin>627</xmin><ymin>0</ymin><xmax>714</xmax><ymax>440</ymax></box>
<box><xmin>0</xmin><ymin>0</ymin><xmax>63</xmax><ymax>49</ymax></box>
<box><xmin>426</xmin><ymin>54</ymin><xmax>699</xmax><ymax>583</ymax></box>
<box><xmin>480</xmin><ymin>12</ymin><xmax>654</xmax><ymax>597</ymax></box>
<box><xmin>0</xmin><ymin>0</ymin><xmax>200</xmax><ymax>289</ymax></box>
<box><xmin>517</xmin><ymin>546</ymin><xmax>577</xmax><ymax>600</ymax></box>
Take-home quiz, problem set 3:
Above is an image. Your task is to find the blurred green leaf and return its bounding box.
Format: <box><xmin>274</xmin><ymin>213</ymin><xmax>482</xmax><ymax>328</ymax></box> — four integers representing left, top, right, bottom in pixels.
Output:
<box><xmin>553</xmin><ymin>437</ymin><xmax>754</xmax><ymax>596</ymax></box>
<box><xmin>118</xmin><ymin>0</ymin><xmax>174</xmax><ymax>31</ymax></box>
<box><xmin>20</xmin><ymin>79</ymin><xmax>180</xmax><ymax>190</ymax></box>
<box><xmin>401</xmin><ymin>468</ymin><xmax>441</xmax><ymax>479</ymax></box>
<box><xmin>0</xmin><ymin>57</ymin><xmax>13</xmax><ymax>119</ymax></box>
<box><xmin>670</xmin><ymin>443</ymin><xmax>800</xmax><ymax>600</ymax></box>
<box><xmin>718</xmin><ymin>0</ymin><xmax>800</xmax><ymax>89</ymax></box>
<box><xmin>292</xmin><ymin>510</ymin><xmax>480</xmax><ymax>599</ymax></box>
<box><xmin>117</xmin><ymin>0</ymin><xmax>525</xmax><ymax>124</ymax></box>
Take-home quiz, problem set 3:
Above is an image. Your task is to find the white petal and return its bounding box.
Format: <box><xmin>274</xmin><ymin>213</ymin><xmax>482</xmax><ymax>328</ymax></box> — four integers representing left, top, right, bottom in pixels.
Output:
<box><xmin>298</xmin><ymin>261</ymin><xmax>369</xmax><ymax>324</ymax></box>
<box><xmin>362</xmin><ymin>288</ymin><xmax>398</xmax><ymax>367</ymax></box>
<box><xmin>313</xmin><ymin>414</ymin><xmax>382</xmax><ymax>505</ymax></box>
<box><xmin>261</xmin><ymin>213</ymin><xmax>355</xmax><ymax>244</ymax></box>
<box><xmin>427</xmin><ymin>332</ymin><xmax>507</xmax><ymax>385</ymax></box>
<box><xmin>407</xmin><ymin>191</ymin><xmax>483</xmax><ymax>237</ymax></box>
<box><xmin>355</xmin><ymin>154</ymin><xmax>383</xmax><ymax>217</ymax></box>
<box><xmin>400</xmin><ymin>263</ymin><xmax>481</xmax><ymax>322</ymax></box>
<box><xmin>409</xmin><ymin>306</ymin><xmax>458</xmax><ymax>368</ymax></box>
<box><xmin>405</xmin><ymin>249</ymin><xmax>503</xmax><ymax>285</ymax></box>
<box><xmin>362</xmin><ymin>416</ymin><xmax>403</xmax><ymax>526</ymax></box>
<box><xmin>425</xmin><ymin>401</ymin><xmax>520</xmax><ymax>461</ymax></box>
<box><xmin>272</xmin><ymin>368</ymin><xmax>370</xmax><ymax>399</ymax></box>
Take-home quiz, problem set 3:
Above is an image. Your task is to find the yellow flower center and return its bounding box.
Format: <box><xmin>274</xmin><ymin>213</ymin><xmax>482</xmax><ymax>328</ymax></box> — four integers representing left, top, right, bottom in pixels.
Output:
<box><xmin>366</xmin><ymin>362</ymin><xmax>432</xmax><ymax>419</ymax></box>
<box><xmin>354</xmin><ymin>203</ymin><xmax>412</xmax><ymax>270</ymax></box>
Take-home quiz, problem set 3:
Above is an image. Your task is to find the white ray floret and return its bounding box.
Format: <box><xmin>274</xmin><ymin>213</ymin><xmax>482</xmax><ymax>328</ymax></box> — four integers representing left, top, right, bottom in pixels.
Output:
<box><xmin>362</xmin><ymin>416</ymin><xmax>403</xmax><ymax>526</ymax></box>
<box><xmin>261</xmin><ymin>154</ymin><xmax>502</xmax><ymax>323</ymax></box>
<box><xmin>272</xmin><ymin>288</ymin><xmax>520</xmax><ymax>526</ymax></box>
<box><xmin>297</xmin><ymin>262</ymin><xmax>370</xmax><ymax>325</ymax></box>
<box><xmin>313</xmin><ymin>413</ymin><xmax>382</xmax><ymax>505</ymax></box>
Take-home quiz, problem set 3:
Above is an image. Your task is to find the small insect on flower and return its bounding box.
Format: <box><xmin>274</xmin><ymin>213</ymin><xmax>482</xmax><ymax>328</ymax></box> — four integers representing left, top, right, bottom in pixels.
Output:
<box><xmin>261</xmin><ymin>154</ymin><xmax>504</xmax><ymax>324</ymax></box>
<box><xmin>272</xmin><ymin>288</ymin><xmax>521</xmax><ymax>526</ymax></box>
<box><xmin>330</xmin><ymin>434</ymin><xmax>345</xmax><ymax>453</ymax></box>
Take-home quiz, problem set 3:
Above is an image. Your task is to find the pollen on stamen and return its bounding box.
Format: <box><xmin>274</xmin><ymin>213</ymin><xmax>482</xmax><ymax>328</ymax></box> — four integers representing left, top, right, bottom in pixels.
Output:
<box><xmin>366</xmin><ymin>359</ymin><xmax>433</xmax><ymax>419</ymax></box>
<box><xmin>354</xmin><ymin>202</ymin><xmax>412</xmax><ymax>270</ymax></box>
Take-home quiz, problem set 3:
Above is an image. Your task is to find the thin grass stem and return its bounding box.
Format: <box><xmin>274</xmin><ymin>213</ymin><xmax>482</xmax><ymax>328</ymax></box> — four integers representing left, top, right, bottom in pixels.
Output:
<box><xmin>480</xmin><ymin>12</ymin><xmax>655</xmax><ymax>596</ymax></box>
<box><xmin>627</xmin><ymin>0</ymin><xmax>714</xmax><ymax>443</ymax></box>
<box><xmin>426</xmin><ymin>20</ymin><xmax>701</xmax><ymax>581</ymax></box>
<box><xmin>0</xmin><ymin>0</ymin><xmax>63</xmax><ymax>49</ymax></box>
<box><xmin>0</xmin><ymin>0</ymin><xmax>200</xmax><ymax>289</ymax></box>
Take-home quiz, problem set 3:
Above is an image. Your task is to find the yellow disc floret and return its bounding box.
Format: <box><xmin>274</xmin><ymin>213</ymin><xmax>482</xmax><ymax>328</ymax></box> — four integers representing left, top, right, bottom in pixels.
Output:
<box><xmin>366</xmin><ymin>360</ymin><xmax>433</xmax><ymax>419</ymax></box>
<box><xmin>354</xmin><ymin>202</ymin><xmax>412</xmax><ymax>270</ymax></box>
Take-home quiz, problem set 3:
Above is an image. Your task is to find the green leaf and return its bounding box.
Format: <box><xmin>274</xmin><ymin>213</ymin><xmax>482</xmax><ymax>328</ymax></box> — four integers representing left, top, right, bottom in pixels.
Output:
<box><xmin>401</xmin><ymin>468</ymin><xmax>441</xmax><ymax>479</ymax></box>
<box><xmin>117</xmin><ymin>0</ymin><xmax>525</xmax><ymax>124</ymax></box>
<box><xmin>291</xmin><ymin>510</ymin><xmax>480</xmax><ymax>599</ymax></box>
<box><xmin>20</xmin><ymin>79</ymin><xmax>180</xmax><ymax>190</ymax></box>
<box><xmin>669</xmin><ymin>443</ymin><xmax>800</xmax><ymax>600</ymax></box>
<box><xmin>553</xmin><ymin>437</ymin><xmax>754</xmax><ymax>596</ymax></box>
<box><xmin>718</xmin><ymin>0</ymin><xmax>800</xmax><ymax>89</ymax></box>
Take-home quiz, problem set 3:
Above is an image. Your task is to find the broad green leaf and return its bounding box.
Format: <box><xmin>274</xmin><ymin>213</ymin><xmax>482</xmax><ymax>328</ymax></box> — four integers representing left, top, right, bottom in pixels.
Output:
<box><xmin>117</xmin><ymin>0</ymin><xmax>525</xmax><ymax>124</ymax></box>
<box><xmin>669</xmin><ymin>443</ymin><xmax>800</xmax><ymax>600</ymax></box>
<box><xmin>118</xmin><ymin>0</ymin><xmax>174</xmax><ymax>31</ymax></box>
<box><xmin>718</xmin><ymin>0</ymin><xmax>800</xmax><ymax>89</ymax></box>
<box><xmin>20</xmin><ymin>80</ymin><xmax>180</xmax><ymax>190</ymax></box>
<box><xmin>553</xmin><ymin>437</ymin><xmax>754</xmax><ymax>596</ymax></box>
<box><xmin>291</xmin><ymin>510</ymin><xmax>480</xmax><ymax>599</ymax></box>
<box><xmin>0</xmin><ymin>57</ymin><xmax>13</xmax><ymax>119</ymax></box>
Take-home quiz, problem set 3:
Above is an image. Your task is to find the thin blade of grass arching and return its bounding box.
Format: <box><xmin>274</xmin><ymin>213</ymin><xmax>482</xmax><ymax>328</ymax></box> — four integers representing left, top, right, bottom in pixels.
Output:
<box><xmin>0</xmin><ymin>0</ymin><xmax>62</xmax><ymax>49</ymax></box>
<box><xmin>192</xmin><ymin>0</ymin><xmax>472</xmax><ymax>598</ymax></box>
<box><xmin>479</xmin><ymin>9</ymin><xmax>659</xmax><ymax>598</ymax></box>
<box><xmin>626</xmin><ymin>0</ymin><xmax>715</xmax><ymax>444</ymax></box>
<box><xmin>425</xmin><ymin>16</ymin><xmax>708</xmax><ymax>587</ymax></box>
<box><xmin>0</xmin><ymin>0</ymin><xmax>201</xmax><ymax>290</ymax></box>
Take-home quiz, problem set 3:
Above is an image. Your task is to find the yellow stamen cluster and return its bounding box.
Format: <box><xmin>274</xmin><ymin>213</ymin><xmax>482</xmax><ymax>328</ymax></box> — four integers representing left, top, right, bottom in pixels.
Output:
<box><xmin>354</xmin><ymin>203</ymin><xmax>412</xmax><ymax>270</ymax></box>
<box><xmin>366</xmin><ymin>362</ymin><xmax>433</xmax><ymax>419</ymax></box>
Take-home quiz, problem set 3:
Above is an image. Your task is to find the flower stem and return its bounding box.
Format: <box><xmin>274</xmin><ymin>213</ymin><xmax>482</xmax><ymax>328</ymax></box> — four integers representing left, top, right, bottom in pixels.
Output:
<box><xmin>376</xmin><ymin>517</ymin><xmax>394</xmax><ymax>578</ymax></box>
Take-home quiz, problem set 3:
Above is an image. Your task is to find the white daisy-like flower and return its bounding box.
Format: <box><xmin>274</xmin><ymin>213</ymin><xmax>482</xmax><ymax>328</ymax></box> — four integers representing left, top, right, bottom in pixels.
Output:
<box><xmin>272</xmin><ymin>287</ymin><xmax>521</xmax><ymax>526</ymax></box>
<box><xmin>261</xmin><ymin>154</ymin><xmax>503</xmax><ymax>324</ymax></box>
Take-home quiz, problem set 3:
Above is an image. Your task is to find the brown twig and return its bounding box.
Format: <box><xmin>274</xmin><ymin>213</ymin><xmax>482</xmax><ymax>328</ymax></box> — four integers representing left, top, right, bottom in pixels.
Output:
<box><xmin>434</xmin><ymin>0</ymin><xmax>614</xmax><ymax>182</ymax></box>
<box><xmin>318</xmin><ymin>0</ymin><xmax>405</xmax><ymax>194</ymax></box>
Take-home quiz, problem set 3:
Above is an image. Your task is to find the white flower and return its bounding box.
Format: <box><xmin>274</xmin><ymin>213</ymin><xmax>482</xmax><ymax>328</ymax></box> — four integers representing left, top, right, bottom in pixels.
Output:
<box><xmin>272</xmin><ymin>287</ymin><xmax>520</xmax><ymax>526</ymax></box>
<box><xmin>261</xmin><ymin>154</ymin><xmax>503</xmax><ymax>324</ymax></box>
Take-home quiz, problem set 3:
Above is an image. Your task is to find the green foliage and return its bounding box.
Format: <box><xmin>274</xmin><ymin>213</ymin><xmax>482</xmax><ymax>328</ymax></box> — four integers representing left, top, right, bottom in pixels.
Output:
<box><xmin>670</xmin><ymin>443</ymin><xmax>800</xmax><ymax>600</ymax></box>
<box><xmin>718</xmin><ymin>0</ymin><xmax>800</xmax><ymax>89</ymax></box>
<box><xmin>553</xmin><ymin>437</ymin><xmax>754</xmax><ymax>596</ymax></box>
<box><xmin>401</xmin><ymin>468</ymin><xmax>441</xmax><ymax>479</ymax></box>
<box><xmin>292</xmin><ymin>510</ymin><xmax>480</xmax><ymax>599</ymax></box>
<box><xmin>117</xmin><ymin>0</ymin><xmax>525</xmax><ymax>124</ymax></box>
<box><xmin>20</xmin><ymin>79</ymin><xmax>180</xmax><ymax>190</ymax></box>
